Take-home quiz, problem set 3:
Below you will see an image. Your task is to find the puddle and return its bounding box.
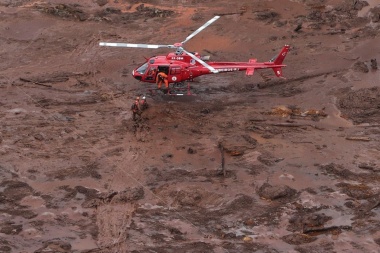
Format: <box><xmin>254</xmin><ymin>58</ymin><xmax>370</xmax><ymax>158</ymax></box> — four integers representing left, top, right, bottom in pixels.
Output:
<box><xmin>321</xmin><ymin>97</ymin><xmax>353</xmax><ymax>128</ymax></box>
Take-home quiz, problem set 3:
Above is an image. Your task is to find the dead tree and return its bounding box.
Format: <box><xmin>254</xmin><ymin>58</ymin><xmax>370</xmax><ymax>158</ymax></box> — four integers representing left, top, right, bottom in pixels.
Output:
<box><xmin>218</xmin><ymin>142</ymin><xmax>226</xmax><ymax>177</ymax></box>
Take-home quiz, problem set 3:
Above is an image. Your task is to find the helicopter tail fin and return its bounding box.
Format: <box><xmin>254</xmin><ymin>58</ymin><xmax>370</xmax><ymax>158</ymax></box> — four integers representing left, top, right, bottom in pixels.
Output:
<box><xmin>270</xmin><ymin>45</ymin><xmax>290</xmax><ymax>77</ymax></box>
<box><xmin>272</xmin><ymin>45</ymin><xmax>290</xmax><ymax>65</ymax></box>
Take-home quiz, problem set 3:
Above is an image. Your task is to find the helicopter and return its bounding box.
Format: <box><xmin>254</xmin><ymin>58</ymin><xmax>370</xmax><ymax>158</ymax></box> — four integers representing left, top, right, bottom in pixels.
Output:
<box><xmin>99</xmin><ymin>16</ymin><xmax>289</xmax><ymax>94</ymax></box>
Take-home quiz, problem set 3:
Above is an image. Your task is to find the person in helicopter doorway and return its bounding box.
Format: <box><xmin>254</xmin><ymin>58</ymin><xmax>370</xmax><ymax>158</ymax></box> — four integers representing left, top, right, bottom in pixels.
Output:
<box><xmin>156</xmin><ymin>72</ymin><xmax>169</xmax><ymax>93</ymax></box>
<box><xmin>131</xmin><ymin>96</ymin><xmax>141</xmax><ymax>121</ymax></box>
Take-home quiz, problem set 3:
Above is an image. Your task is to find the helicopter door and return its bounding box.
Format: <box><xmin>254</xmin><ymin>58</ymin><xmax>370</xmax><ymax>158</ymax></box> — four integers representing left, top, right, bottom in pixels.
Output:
<box><xmin>169</xmin><ymin>65</ymin><xmax>181</xmax><ymax>83</ymax></box>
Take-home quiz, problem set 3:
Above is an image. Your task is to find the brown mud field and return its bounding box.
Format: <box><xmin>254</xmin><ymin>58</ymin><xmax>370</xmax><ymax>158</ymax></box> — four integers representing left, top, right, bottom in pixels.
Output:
<box><xmin>1</xmin><ymin>0</ymin><xmax>380</xmax><ymax>252</ymax></box>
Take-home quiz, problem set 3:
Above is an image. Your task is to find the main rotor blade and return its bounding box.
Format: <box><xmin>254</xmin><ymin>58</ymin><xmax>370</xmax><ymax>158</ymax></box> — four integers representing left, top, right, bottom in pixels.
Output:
<box><xmin>183</xmin><ymin>49</ymin><xmax>218</xmax><ymax>73</ymax></box>
<box><xmin>181</xmin><ymin>16</ymin><xmax>220</xmax><ymax>45</ymax></box>
<box><xmin>99</xmin><ymin>42</ymin><xmax>174</xmax><ymax>49</ymax></box>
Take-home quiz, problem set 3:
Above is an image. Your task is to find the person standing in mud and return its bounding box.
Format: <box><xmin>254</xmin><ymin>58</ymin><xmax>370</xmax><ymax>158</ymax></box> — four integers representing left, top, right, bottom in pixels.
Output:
<box><xmin>131</xmin><ymin>96</ymin><xmax>141</xmax><ymax>121</ymax></box>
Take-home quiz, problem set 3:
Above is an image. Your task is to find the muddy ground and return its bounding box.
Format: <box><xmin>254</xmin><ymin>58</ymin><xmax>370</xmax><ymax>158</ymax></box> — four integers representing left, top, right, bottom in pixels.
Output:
<box><xmin>1</xmin><ymin>0</ymin><xmax>380</xmax><ymax>252</ymax></box>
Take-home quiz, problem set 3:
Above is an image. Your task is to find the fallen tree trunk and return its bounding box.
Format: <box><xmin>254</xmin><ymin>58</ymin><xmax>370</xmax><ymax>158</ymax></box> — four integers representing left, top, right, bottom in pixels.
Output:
<box><xmin>345</xmin><ymin>136</ymin><xmax>371</xmax><ymax>141</ymax></box>
<box><xmin>19</xmin><ymin>78</ymin><xmax>52</xmax><ymax>87</ymax></box>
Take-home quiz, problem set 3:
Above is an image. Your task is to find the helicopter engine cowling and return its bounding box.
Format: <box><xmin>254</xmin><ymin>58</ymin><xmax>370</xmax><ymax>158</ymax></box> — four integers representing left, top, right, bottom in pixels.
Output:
<box><xmin>201</xmin><ymin>55</ymin><xmax>210</xmax><ymax>61</ymax></box>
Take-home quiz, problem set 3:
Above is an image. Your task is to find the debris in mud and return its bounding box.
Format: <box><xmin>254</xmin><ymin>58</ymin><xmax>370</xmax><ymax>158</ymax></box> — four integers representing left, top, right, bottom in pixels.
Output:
<box><xmin>162</xmin><ymin>153</ymin><xmax>173</xmax><ymax>161</ymax></box>
<box><xmin>352</xmin><ymin>60</ymin><xmax>369</xmax><ymax>73</ymax></box>
<box><xmin>19</xmin><ymin>78</ymin><xmax>52</xmax><ymax>88</ymax></box>
<box><xmin>288</xmin><ymin>212</ymin><xmax>332</xmax><ymax>233</ymax></box>
<box><xmin>258</xmin><ymin>152</ymin><xmax>283</xmax><ymax>166</ymax></box>
<box><xmin>0</xmin><ymin>180</ymin><xmax>34</xmax><ymax>201</ymax></box>
<box><xmin>47</xmin><ymin>163</ymin><xmax>102</xmax><ymax>180</ymax></box>
<box><xmin>319</xmin><ymin>163</ymin><xmax>354</xmax><ymax>179</ymax></box>
<box><xmin>243</xmin><ymin>236</ymin><xmax>253</xmax><ymax>242</ymax></box>
<box><xmin>371</xmin><ymin>58</ymin><xmax>378</xmax><ymax>70</ymax></box>
<box><xmin>345</xmin><ymin>135</ymin><xmax>371</xmax><ymax>141</ymax></box>
<box><xmin>294</xmin><ymin>23</ymin><xmax>303</xmax><ymax>32</ymax></box>
<box><xmin>267</xmin><ymin>105</ymin><xmax>327</xmax><ymax>119</ymax></box>
<box><xmin>20</xmin><ymin>75</ymin><xmax>68</xmax><ymax>85</ymax></box>
<box><xmin>253</xmin><ymin>10</ymin><xmax>279</xmax><ymax>22</ymax></box>
<box><xmin>336</xmin><ymin>182</ymin><xmax>376</xmax><ymax>199</ymax></box>
<box><xmin>370</xmin><ymin>7</ymin><xmax>380</xmax><ymax>23</ymax></box>
<box><xmin>0</xmin><ymin>222</ymin><xmax>22</xmax><ymax>235</ymax></box>
<box><xmin>281</xmin><ymin>233</ymin><xmax>317</xmax><ymax>245</ymax></box>
<box><xmin>0</xmin><ymin>244</ymin><xmax>11</xmax><ymax>253</ymax></box>
<box><xmin>191</xmin><ymin>12</ymin><xmax>204</xmax><ymax>21</ymax></box>
<box><xmin>295</xmin><ymin>241</ymin><xmax>335</xmax><ymax>253</ymax></box>
<box><xmin>95</xmin><ymin>0</ymin><xmax>108</xmax><ymax>7</ymax></box>
<box><xmin>270</xmin><ymin>105</ymin><xmax>294</xmax><ymax>117</ymax></box>
<box><xmin>19</xmin><ymin>72</ymin><xmax>84</xmax><ymax>85</ymax></box>
<box><xmin>358</xmin><ymin>163</ymin><xmax>380</xmax><ymax>172</ymax></box>
<box><xmin>82</xmin><ymin>186</ymin><xmax>144</xmax><ymax>208</ymax></box>
<box><xmin>187</xmin><ymin>147</ymin><xmax>197</xmax><ymax>154</ymax></box>
<box><xmin>228</xmin><ymin>194</ymin><xmax>255</xmax><ymax>209</ymax></box>
<box><xmin>135</xmin><ymin>4</ymin><xmax>175</xmax><ymax>18</ymax></box>
<box><xmin>99</xmin><ymin>92</ymin><xmax>116</xmax><ymax>102</ymax></box>
<box><xmin>111</xmin><ymin>186</ymin><xmax>145</xmax><ymax>204</ymax></box>
<box><xmin>34</xmin><ymin>239</ymin><xmax>72</xmax><ymax>253</ymax></box>
<box><xmin>35</xmin><ymin>4</ymin><xmax>88</xmax><ymax>21</ymax></box>
<box><xmin>257</xmin><ymin>182</ymin><xmax>297</xmax><ymax>200</ymax></box>
<box><xmin>219</xmin><ymin>135</ymin><xmax>257</xmax><ymax>156</ymax></box>
<box><xmin>337</xmin><ymin>87</ymin><xmax>380</xmax><ymax>124</ymax></box>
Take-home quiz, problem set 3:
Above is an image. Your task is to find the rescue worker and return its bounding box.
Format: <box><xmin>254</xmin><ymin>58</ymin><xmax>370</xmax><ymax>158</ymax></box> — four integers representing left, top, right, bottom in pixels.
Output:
<box><xmin>139</xmin><ymin>95</ymin><xmax>148</xmax><ymax>110</ymax></box>
<box><xmin>131</xmin><ymin>96</ymin><xmax>141</xmax><ymax>121</ymax></box>
<box><xmin>156</xmin><ymin>72</ymin><xmax>169</xmax><ymax>91</ymax></box>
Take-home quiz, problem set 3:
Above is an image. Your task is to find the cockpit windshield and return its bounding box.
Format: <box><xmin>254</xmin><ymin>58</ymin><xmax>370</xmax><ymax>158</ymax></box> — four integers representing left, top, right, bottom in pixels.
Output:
<box><xmin>136</xmin><ymin>62</ymin><xmax>148</xmax><ymax>74</ymax></box>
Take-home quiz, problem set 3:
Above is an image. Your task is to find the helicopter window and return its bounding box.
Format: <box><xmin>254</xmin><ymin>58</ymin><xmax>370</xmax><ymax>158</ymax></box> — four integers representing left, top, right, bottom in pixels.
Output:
<box><xmin>147</xmin><ymin>67</ymin><xmax>157</xmax><ymax>76</ymax></box>
<box><xmin>136</xmin><ymin>62</ymin><xmax>148</xmax><ymax>74</ymax></box>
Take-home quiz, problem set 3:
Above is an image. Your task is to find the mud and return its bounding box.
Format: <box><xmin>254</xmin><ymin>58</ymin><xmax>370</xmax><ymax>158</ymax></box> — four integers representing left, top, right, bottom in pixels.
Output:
<box><xmin>1</xmin><ymin>0</ymin><xmax>380</xmax><ymax>252</ymax></box>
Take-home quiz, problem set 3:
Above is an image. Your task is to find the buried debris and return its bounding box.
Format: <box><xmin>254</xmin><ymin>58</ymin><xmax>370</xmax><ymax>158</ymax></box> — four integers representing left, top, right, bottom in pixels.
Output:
<box><xmin>345</xmin><ymin>136</ymin><xmax>371</xmax><ymax>141</ymax></box>
<box><xmin>218</xmin><ymin>142</ymin><xmax>226</xmax><ymax>177</ymax></box>
<box><xmin>257</xmin><ymin>182</ymin><xmax>297</xmax><ymax>200</ymax></box>
<box><xmin>371</xmin><ymin>58</ymin><xmax>378</xmax><ymax>70</ymax></box>
<box><xmin>267</xmin><ymin>105</ymin><xmax>327</xmax><ymax>120</ymax></box>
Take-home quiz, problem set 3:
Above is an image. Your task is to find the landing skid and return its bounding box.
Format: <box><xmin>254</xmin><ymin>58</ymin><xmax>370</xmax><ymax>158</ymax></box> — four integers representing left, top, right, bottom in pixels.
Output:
<box><xmin>147</xmin><ymin>82</ymin><xmax>194</xmax><ymax>96</ymax></box>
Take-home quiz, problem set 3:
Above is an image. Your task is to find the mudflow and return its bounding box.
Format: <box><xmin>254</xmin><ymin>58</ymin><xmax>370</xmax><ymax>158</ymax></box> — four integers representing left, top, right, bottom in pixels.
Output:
<box><xmin>0</xmin><ymin>0</ymin><xmax>380</xmax><ymax>252</ymax></box>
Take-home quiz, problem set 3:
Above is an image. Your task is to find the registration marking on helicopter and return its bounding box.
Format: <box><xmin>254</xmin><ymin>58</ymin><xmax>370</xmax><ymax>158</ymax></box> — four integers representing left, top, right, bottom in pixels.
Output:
<box><xmin>171</xmin><ymin>56</ymin><xmax>184</xmax><ymax>60</ymax></box>
<box><xmin>217</xmin><ymin>68</ymin><xmax>240</xmax><ymax>72</ymax></box>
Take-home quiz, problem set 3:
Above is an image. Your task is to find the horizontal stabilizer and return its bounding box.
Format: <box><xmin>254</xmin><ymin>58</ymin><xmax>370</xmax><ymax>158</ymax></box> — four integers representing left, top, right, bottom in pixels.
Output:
<box><xmin>246</xmin><ymin>59</ymin><xmax>257</xmax><ymax>75</ymax></box>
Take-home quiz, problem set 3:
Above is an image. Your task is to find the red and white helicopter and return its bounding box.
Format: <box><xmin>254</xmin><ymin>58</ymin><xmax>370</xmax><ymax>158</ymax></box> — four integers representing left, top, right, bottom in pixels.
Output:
<box><xmin>100</xmin><ymin>16</ymin><xmax>289</xmax><ymax>94</ymax></box>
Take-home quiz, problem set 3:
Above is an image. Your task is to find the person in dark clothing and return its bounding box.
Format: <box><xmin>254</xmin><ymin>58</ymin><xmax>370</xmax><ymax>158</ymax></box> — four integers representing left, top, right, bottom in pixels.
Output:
<box><xmin>131</xmin><ymin>96</ymin><xmax>141</xmax><ymax>121</ymax></box>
